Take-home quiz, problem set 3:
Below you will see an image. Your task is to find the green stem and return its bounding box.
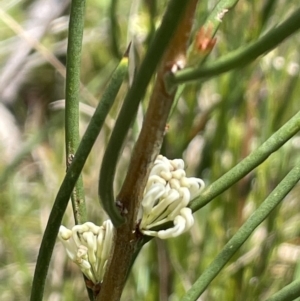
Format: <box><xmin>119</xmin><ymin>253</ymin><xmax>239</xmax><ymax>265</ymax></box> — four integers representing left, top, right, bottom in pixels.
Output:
<box><xmin>29</xmin><ymin>56</ymin><xmax>128</xmax><ymax>301</ymax></box>
<box><xmin>172</xmin><ymin>7</ymin><xmax>300</xmax><ymax>84</ymax></box>
<box><xmin>65</xmin><ymin>0</ymin><xmax>87</xmax><ymax>225</ymax></box>
<box><xmin>181</xmin><ymin>164</ymin><xmax>300</xmax><ymax>301</ymax></box>
<box><xmin>265</xmin><ymin>278</ymin><xmax>300</xmax><ymax>301</ymax></box>
<box><xmin>98</xmin><ymin>48</ymin><xmax>131</xmax><ymax>225</ymax></box>
<box><xmin>204</xmin><ymin>0</ymin><xmax>239</xmax><ymax>31</ymax></box>
<box><xmin>190</xmin><ymin>110</ymin><xmax>300</xmax><ymax>212</ymax></box>
<box><xmin>99</xmin><ymin>0</ymin><xmax>193</xmax><ymax>228</ymax></box>
<box><xmin>110</xmin><ymin>0</ymin><xmax>121</xmax><ymax>59</ymax></box>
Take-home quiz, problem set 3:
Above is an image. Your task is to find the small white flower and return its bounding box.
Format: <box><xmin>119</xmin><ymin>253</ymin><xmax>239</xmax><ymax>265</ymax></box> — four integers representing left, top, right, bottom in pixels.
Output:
<box><xmin>97</xmin><ymin>220</ymin><xmax>114</xmax><ymax>281</ymax></box>
<box><xmin>58</xmin><ymin>220</ymin><xmax>114</xmax><ymax>284</ymax></box>
<box><xmin>142</xmin><ymin>208</ymin><xmax>195</xmax><ymax>239</ymax></box>
<box><xmin>138</xmin><ymin>155</ymin><xmax>204</xmax><ymax>239</ymax></box>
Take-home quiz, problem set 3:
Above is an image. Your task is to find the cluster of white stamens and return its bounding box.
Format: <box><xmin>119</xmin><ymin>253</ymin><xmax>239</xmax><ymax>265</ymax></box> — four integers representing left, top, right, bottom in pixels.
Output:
<box><xmin>58</xmin><ymin>220</ymin><xmax>113</xmax><ymax>284</ymax></box>
<box><xmin>58</xmin><ymin>156</ymin><xmax>204</xmax><ymax>282</ymax></box>
<box><xmin>138</xmin><ymin>155</ymin><xmax>205</xmax><ymax>239</ymax></box>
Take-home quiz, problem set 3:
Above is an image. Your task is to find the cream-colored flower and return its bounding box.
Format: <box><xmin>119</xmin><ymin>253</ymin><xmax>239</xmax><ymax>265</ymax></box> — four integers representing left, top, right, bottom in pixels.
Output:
<box><xmin>138</xmin><ymin>155</ymin><xmax>204</xmax><ymax>239</ymax></box>
<box><xmin>58</xmin><ymin>220</ymin><xmax>114</xmax><ymax>284</ymax></box>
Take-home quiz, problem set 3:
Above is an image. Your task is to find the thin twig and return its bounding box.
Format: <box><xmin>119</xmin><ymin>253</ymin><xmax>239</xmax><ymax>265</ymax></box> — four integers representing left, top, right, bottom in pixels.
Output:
<box><xmin>98</xmin><ymin>45</ymin><xmax>131</xmax><ymax>225</ymax></box>
<box><xmin>168</xmin><ymin>0</ymin><xmax>239</xmax><ymax>122</ymax></box>
<box><xmin>172</xmin><ymin>7</ymin><xmax>300</xmax><ymax>84</ymax></box>
<box><xmin>109</xmin><ymin>0</ymin><xmax>121</xmax><ymax>59</ymax></box>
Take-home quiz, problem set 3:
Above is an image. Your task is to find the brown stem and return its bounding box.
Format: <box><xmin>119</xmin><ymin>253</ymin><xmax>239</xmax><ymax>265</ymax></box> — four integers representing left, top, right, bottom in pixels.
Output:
<box><xmin>96</xmin><ymin>1</ymin><xmax>199</xmax><ymax>300</ymax></box>
<box><xmin>119</xmin><ymin>0</ymin><xmax>199</xmax><ymax>225</ymax></box>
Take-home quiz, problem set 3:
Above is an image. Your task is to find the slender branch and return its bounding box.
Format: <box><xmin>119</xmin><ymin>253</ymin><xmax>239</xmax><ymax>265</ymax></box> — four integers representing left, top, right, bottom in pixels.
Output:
<box><xmin>181</xmin><ymin>164</ymin><xmax>300</xmax><ymax>301</ymax></box>
<box><xmin>265</xmin><ymin>278</ymin><xmax>300</xmax><ymax>301</ymax></box>
<box><xmin>98</xmin><ymin>45</ymin><xmax>131</xmax><ymax>225</ymax></box>
<box><xmin>190</xmin><ymin>110</ymin><xmax>300</xmax><ymax>212</ymax></box>
<box><xmin>65</xmin><ymin>0</ymin><xmax>87</xmax><ymax>225</ymax></box>
<box><xmin>187</xmin><ymin>0</ymin><xmax>239</xmax><ymax>62</ymax></box>
<box><xmin>29</xmin><ymin>55</ymin><xmax>128</xmax><ymax>301</ymax></box>
<box><xmin>172</xmin><ymin>7</ymin><xmax>300</xmax><ymax>84</ymax></box>
<box><xmin>169</xmin><ymin>0</ymin><xmax>240</xmax><ymax>119</ymax></box>
<box><xmin>97</xmin><ymin>1</ymin><xmax>198</xmax><ymax>300</ymax></box>
<box><xmin>99</xmin><ymin>0</ymin><xmax>195</xmax><ymax>228</ymax></box>
<box><xmin>202</xmin><ymin>0</ymin><xmax>239</xmax><ymax>32</ymax></box>
<box><xmin>109</xmin><ymin>0</ymin><xmax>121</xmax><ymax>59</ymax></box>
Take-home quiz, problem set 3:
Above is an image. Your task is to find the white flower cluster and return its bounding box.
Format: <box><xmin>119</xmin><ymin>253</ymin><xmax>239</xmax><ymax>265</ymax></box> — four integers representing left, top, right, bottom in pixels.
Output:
<box><xmin>58</xmin><ymin>220</ymin><xmax>113</xmax><ymax>284</ymax></box>
<box><xmin>138</xmin><ymin>155</ymin><xmax>204</xmax><ymax>239</ymax></box>
<box><xmin>58</xmin><ymin>156</ymin><xmax>204</xmax><ymax>283</ymax></box>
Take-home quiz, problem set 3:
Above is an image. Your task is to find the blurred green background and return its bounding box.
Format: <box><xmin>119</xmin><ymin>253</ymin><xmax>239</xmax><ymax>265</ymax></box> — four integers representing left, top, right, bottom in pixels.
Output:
<box><xmin>0</xmin><ymin>0</ymin><xmax>300</xmax><ymax>300</ymax></box>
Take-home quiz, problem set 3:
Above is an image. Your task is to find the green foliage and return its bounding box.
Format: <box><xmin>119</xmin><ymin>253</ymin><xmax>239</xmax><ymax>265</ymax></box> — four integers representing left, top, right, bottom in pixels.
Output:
<box><xmin>0</xmin><ymin>0</ymin><xmax>300</xmax><ymax>300</ymax></box>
